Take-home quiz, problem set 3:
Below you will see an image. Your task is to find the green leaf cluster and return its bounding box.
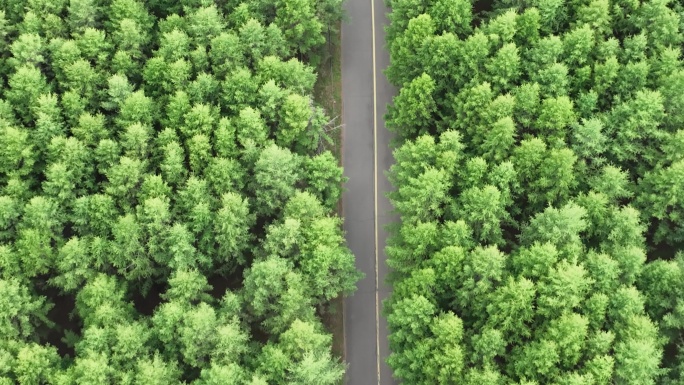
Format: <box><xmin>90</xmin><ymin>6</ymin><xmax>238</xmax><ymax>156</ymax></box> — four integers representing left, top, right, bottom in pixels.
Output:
<box><xmin>0</xmin><ymin>0</ymin><xmax>359</xmax><ymax>383</ymax></box>
<box><xmin>385</xmin><ymin>0</ymin><xmax>684</xmax><ymax>382</ymax></box>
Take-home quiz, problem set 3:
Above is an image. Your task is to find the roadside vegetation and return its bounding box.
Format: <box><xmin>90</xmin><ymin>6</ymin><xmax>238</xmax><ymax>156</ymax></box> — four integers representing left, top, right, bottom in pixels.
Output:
<box><xmin>0</xmin><ymin>0</ymin><xmax>361</xmax><ymax>383</ymax></box>
<box><xmin>384</xmin><ymin>0</ymin><xmax>684</xmax><ymax>383</ymax></box>
<box><xmin>312</xmin><ymin>19</ymin><xmax>346</xmax><ymax>369</ymax></box>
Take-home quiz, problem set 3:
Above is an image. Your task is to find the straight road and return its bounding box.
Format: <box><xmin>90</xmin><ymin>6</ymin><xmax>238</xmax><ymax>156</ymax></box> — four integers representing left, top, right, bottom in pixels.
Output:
<box><xmin>341</xmin><ymin>0</ymin><xmax>397</xmax><ymax>382</ymax></box>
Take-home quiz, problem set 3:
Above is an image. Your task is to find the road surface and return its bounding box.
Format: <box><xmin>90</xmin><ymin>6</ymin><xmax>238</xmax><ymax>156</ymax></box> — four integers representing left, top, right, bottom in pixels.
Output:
<box><xmin>341</xmin><ymin>0</ymin><xmax>398</xmax><ymax>382</ymax></box>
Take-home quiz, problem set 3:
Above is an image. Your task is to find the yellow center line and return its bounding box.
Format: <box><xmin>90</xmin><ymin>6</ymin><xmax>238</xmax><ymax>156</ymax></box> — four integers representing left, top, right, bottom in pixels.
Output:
<box><xmin>370</xmin><ymin>0</ymin><xmax>380</xmax><ymax>383</ymax></box>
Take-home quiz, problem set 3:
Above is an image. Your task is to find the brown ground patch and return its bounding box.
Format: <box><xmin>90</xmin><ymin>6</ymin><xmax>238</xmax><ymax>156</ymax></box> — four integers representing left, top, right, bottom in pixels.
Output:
<box><xmin>313</xmin><ymin>21</ymin><xmax>346</xmax><ymax>384</ymax></box>
<box><xmin>314</xmin><ymin>21</ymin><xmax>343</xmax><ymax>160</ymax></box>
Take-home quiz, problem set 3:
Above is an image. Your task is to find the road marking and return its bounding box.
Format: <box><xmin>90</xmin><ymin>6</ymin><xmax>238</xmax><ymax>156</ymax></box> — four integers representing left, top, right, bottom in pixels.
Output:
<box><xmin>370</xmin><ymin>0</ymin><xmax>380</xmax><ymax>383</ymax></box>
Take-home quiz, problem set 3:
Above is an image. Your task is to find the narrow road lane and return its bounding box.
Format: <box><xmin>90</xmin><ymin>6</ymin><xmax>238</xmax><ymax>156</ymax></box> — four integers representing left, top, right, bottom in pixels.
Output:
<box><xmin>341</xmin><ymin>0</ymin><xmax>398</xmax><ymax>382</ymax></box>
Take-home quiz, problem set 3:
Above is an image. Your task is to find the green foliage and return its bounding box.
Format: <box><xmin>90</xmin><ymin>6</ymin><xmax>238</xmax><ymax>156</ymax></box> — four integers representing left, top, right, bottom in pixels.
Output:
<box><xmin>0</xmin><ymin>0</ymin><xmax>355</xmax><ymax>383</ymax></box>
<box><xmin>384</xmin><ymin>0</ymin><xmax>683</xmax><ymax>382</ymax></box>
<box><xmin>251</xmin><ymin>144</ymin><xmax>301</xmax><ymax>217</ymax></box>
<box><xmin>386</xmin><ymin>73</ymin><xmax>437</xmax><ymax>141</ymax></box>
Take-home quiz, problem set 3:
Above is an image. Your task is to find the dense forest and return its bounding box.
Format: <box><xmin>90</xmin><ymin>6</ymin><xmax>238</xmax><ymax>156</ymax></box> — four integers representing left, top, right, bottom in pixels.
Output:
<box><xmin>384</xmin><ymin>0</ymin><xmax>684</xmax><ymax>383</ymax></box>
<box><xmin>0</xmin><ymin>0</ymin><xmax>362</xmax><ymax>383</ymax></box>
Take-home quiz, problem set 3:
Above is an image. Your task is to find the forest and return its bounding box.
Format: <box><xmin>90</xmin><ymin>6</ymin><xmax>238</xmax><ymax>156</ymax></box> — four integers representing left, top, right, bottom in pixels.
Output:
<box><xmin>0</xmin><ymin>0</ymin><xmax>362</xmax><ymax>383</ymax></box>
<box><xmin>384</xmin><ymin>0</ymin><xmax>684</xmax><ymax>383</ymax></box>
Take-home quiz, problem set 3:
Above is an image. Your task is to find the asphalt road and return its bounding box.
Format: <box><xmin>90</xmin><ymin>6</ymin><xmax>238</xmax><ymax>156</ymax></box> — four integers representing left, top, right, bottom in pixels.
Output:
<box><xmin>341</xmin><ymin>0</ymin><xmax>398</xmax><ymax>382</ymax></box>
